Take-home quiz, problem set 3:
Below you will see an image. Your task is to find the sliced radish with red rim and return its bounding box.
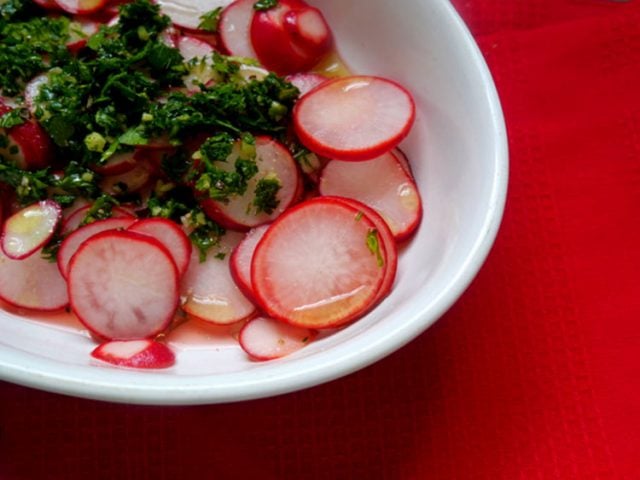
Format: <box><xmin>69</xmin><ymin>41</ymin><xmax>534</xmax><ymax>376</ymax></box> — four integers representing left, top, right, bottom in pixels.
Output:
<box><xmin>155</xmin><ymin>0</ymin><xmax>232</xmax><ymax>31</ymax></box>
<box><xmin>329</xmin><ymin>197</ymin><xmax>398</xmax><ymax>307</ymax></box>
<box><xmin>239</xmin><ymin>316</ymin><xmax>316</xmax><ymax>360</ymax></box>
<box><xmin>293</xmin><ymin>75</ymin><xmax>415</xmax><ymax>161</ymax></box>
<box><xmin>219</xmin><ymin>0</ymin><xmax>258</xmax><ymax>59</ymax></box>
<box><xmin>251</xmin><ymin>197</ymin><xmax>388</xmax><ymax>329</ymax></box>
<box><xmin>57</xmin><ymin>216</ymin><xmax>136</xmax><ymax>279</ymax></box>
<box><xmin>127</xmin><ymin>218</ymin><xmax>192</xmax><ymax>276</ymax></box>
<box><xmin>1</xmin><ymin>200</ymin><xmax>61</xmax><ymax>260</ymax></box>
<box><xmin>53</xmin><ymin>0</ymin><xmax>108</xmax><ymax>15</ymax></box>
<box><xmin>60</xmin><ymin>204</ymin><xmax>135</xmax><ymax>235</ymax></box>
<box><xmin>319</xmin><ymin>151</ymin><xmax>422</xmax><ymax>241</ymax></box>
<box><xmin>180</xmin><ymin>231</ymin><xmax>257</xmax><ymax>325</ymax></box>
<box><xmin>91</xmin><ymin>340</ymin><xmax>175</xmax><ymax>369</ymax></box>
<box><xmin>91</xmin><ymin>151</ymin><xmax>137</xmax><ymax>176</ymax></box>
<box><xmin>229</xmin><ymin>223</ymin><xmax>270</xmax><ymax>300</ymax></box>
<box><xmin>68</xmin><ymin>230</ymin><xmax>180</xmax><ymax>340</ymax></box>
<box><xmin>285</xmin><ymin>71</ymin><xmax>327</xmax><ymax>96</ymax></box>
<box><xmin>199</xmin><ymin>135</ymin><xmax>301</xmax><ymax>230</ymax></box>
<box><xmin>0</xmin><ymin>247</ymin><xmax>69</xmax><ymax>311</ymax></box>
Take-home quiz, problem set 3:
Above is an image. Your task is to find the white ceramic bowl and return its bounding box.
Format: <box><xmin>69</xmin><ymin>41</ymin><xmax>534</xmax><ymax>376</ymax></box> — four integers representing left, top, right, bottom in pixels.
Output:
<box><xmin>0</xmin><ymin>0</ymin><xmax>507</xmax><ymax>405</ymax></box>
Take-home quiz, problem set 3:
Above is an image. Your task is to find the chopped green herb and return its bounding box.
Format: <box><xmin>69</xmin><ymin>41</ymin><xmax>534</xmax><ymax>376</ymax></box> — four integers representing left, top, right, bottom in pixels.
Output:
<box><xmin>198</xmin><ymin>7</ymin><xmax>223</xmax><ymax>32</ymax></box>
<box><xmin>254</xmin><ymin>0</ymin><xmax>278</xmax><ymax>11</ymax></box>
<box><xmin>253</xmin><ymin>174</ymin><xmax>281</xmax><ymax>214</ymax></box>
<box><xmin>366</xmin><ymin>229</ymin><xmax>385</xmax><ymax>268</ymax></box>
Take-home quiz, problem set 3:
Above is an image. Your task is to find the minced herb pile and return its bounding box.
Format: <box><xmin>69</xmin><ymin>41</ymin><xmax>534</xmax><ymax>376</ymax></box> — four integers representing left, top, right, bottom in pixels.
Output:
<box><xmin>0</xmin><ymin>0</ymin><xmax>304</xmax><ymax>259</ymax></box>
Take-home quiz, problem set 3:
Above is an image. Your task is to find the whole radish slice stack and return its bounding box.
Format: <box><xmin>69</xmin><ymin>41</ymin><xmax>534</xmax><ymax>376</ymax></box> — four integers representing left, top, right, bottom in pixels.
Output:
<box><xmin>294</xmin><ymin>76</ymin><xmax>416</xmax><ymax>161</ymax></box>
<box><xmin>91</xmin><ymin>340</ymin><xmax>176</xmax><ymax>369</ymax></box>
<box><xmin>250</xmin><ymin>0</ymin><xmax>333</xmax><ymax>75</ymax></box>
<box><xmin>68</xmin><ymin>230</ymin><xmax>180</xmax><ymax>340</ymax></box>
<box><xmin>251</xmin><ymin>197</ymin><xmax>389</xmax><ymax>329</ymax></box>
<box><xmin>1</xmin><ymin>200</ymin><xmax>61</xmax><ymax>260</ymax></box>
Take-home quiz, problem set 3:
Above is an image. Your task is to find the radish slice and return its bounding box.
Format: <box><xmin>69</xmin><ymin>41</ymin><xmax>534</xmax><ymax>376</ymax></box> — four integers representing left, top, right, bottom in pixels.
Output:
<box><xmin>1</xmin><ymin>200</ymin><xmax>61</xmax><ymax>260</ymax></box>
<box><xmin>57</xmin><ymin>217</ymin><xmax>136</xmax><ymax>279</ymax></box>
<box><xmin>91</xmin><ymin>339</ymin><xmax>175</xmax><ymax>369</ymax></box>
<box><xmin>180</xmin><ymin>231</ymin><xmax>257</xmax><ymax>325</ymax></box>
<box><xmin>250</xmin><ymin>0</ymin><xmax>332</xmax><ymax>75</ymax></box>
<box><xmin>219</xmin><ymin>0</ymin><xmax>258</xmax><ymax>59</ymax></box>
<box><xmin>127</xmin><ymin>218</ymin><xmax>192</xmax><ymax>276</ymax></box>
<box><xmin>155</xmin><ymin>0</ymin><xmax>233</xmax><ymax>31</ymax></box>
<box><xmin>0</xmin><ymin>118</ymin><xmax>54</xmax><ymax>170</ymax></box>
<box><xmin>251</xmin><ymin>197</ymin><xmax>387</xmax><ymax>328</ymax></box>
<box><xmin>99</xmin><ymin>161</ymin><xmax>152</xmax><ymax>195</ymax></box>
<box><xmin>60</xmin><ymin>204</ymin><xmax>135</xmax><ymax>235</ymax></box>
<box><xmin>66</xmin><ymin>17</ymin><xmax>101</xmax><ymax>53</ymax></box>
<box><xmin>33</xmin><ymin>0</ymin><xmax>63</xmax><ymax>10</ymax></box>
<box><xmin>53</xmin><ymin>0</ymin><xmax>107</xmax><ymax>14</ymax></box>
<box><xmin>293</xmin><ymin>76</ymin><xmax>416</xmax><ymax>161</ymax></box>
<box><xmin>392</xmin><ymin>147</ymin><xmax>414</xmax><ymax>177</ymax></box>
<box><xmin>199</xmin><ymin>136</ymin><xmax>301</xmax><ymax>230</ymax></box>
<box><xmin>285</xmin><ymin>72</ymin><xmax>327</xmax><ymax>96</ymax></box>
<box><xmin>24</xmin><ymin>74</ymin><xmax>49</xmax><ymax>116</ymax></box>
<box><xmin>329</xmin><ymin>197</ymin><xmax>398</xmax><ymax>307</ymax></box>
<box><xmin>229</xmin><ymin>223</ymin><xmax>270</xmax><ymax>300</ymax></box>
<box><xmin>178</xmin><ymin>34</ymin><xmax>214</xmax><ymax>61</ymax></box>
<box><xmin>0</xmin><ymin>247</ymin><xmax>69</xmax><ymax>311</ymax></box>
<box><xmin>68</xmin><ymin>230</ymin><xmax>180</xmax><ymax>340</ymax></box>
<box><xmin>318</xmin><ymin>151</ymin><xmax>422</xmax><ymax>240</ymax></box>
<box><xmin>239</xmin><ymin>316</ymin><xmax>316</xmax><ymax>360</ymax></box>
<box><xmin>91</xmin><ymin>151</ymin><xmax>137</xmax><ymax>176</ymax></box>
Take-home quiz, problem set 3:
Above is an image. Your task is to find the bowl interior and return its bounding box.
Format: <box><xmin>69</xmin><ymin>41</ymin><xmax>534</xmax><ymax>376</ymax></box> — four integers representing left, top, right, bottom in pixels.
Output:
<box><xmin>0</xmin><ymin>0</ymin><xmax>507</xmax><ymax>404</ymax></box>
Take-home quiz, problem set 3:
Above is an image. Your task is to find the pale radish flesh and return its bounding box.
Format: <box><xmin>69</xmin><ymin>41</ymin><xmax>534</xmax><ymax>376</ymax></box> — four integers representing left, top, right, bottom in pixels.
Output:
<box><xmin>199</xmin><ymin>136</ymin><xmax>301</xmax><ymax>229</ymax></box>
<box><xmin>99</xmin><ymin>161</ymin><xmax>152</xmax><ymax>195</ymax></box>
<box><xmin>329</xmin><ymin>197</ymin><xmax>398</xmax><ymax>307</ymax></box>
<box><xmin>24</xmin><ymin>74</ymin><xmax>49</xmax><ymax>116</ymax></box>
<box><xmin>319</xmin><ymin>151</ymin><xmax>422</xmax><ymax>240</ymax></box>
<box><xmin>155</xmin><ymin>0</ymin><xmax>233</xmax><ymax>30</ymax></box>
<box><xmin>57</xmin><ymin>217</ymin><xmax>136</xmax><ymax>279</ymax></box>
<box><xmin>180</xmin><ymin>231</ymin><xmax>257</xmax><ymax>325</ymax></box>
<box><xmin>219</xmin><ymin>0</ymin><xmax>258</xmax><ymax>59</ymax></box>
<box><xmin>178</xmin><ymin>35</ymin><xmax>214</xmax><ymax>62</ymax></box>
<box><xmin>285</xmin><ymin>72</ymin><xmax>327</xmax><ymax>96</ymax></box>
<box><xmin>1</xmin><ymin>200</ymin><xmax>61</xmax><ymax>260</ymax></box>
<box><xmin>53</xmin><ymin>0</ymin><xmax>107</xmax><ymax>14</ymax></box>
<box><xmin>229</xmin><ymin>223</ymin><xmax>270</xmax><ymax>300</ymax></box>
<box><xmin>68</xmin><ymin>230</ymin><xmax>179</xmax><ymax>340</ymax></box>
<box><xmin>239</xmin><ymin>316</ymin><xmax>316</xmax><ymax>360</ymax></box>
<box><xmin>293</xmin><ymin>76</ymin><xmax>416</xmax><ymax>161</ymax></box>
<box><xmin>0</xmin><ymin>247</ymin><xmax>69</xmax><ymax>311</ymax></box>
<box><xmin>251</xmin><ymin>197</ymin><xmax>387</xmax><ymax>328</ymax></box>
<box><xmin>91</xmin><ymin>340</ymin><xmax>175</xmax><ymax>369</ymax></box>
<box><xmin>127</xmin><ymin>218</ymin><xmax>192</xmax><ymax>276</ymax></box>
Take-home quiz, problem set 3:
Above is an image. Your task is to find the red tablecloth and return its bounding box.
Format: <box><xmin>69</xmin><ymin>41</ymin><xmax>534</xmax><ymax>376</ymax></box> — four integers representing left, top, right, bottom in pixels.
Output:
<box><xmin>1</xmin><ymin>1</ymin><xmax>639</xmax><ymax>478</ymax></box>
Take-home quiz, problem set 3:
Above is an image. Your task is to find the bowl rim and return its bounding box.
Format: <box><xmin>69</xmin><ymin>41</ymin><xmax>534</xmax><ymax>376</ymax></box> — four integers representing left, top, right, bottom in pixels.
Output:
<box><xmin>0</xmin><ymin>0</ymin><xmax>508</xmax><ymax>405</ymax></box>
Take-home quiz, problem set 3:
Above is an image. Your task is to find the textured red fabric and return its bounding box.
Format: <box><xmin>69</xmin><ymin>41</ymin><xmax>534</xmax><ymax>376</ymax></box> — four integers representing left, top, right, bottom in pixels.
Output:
<box><xmin>1</xmin><ymin>1</ymin><xmax>639</xmax><ymax>478</ymax></box>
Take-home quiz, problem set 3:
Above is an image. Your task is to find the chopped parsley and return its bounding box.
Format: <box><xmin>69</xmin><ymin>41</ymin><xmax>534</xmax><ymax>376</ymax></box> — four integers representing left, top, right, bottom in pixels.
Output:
<box><xmin>254</xmin><ymin>0</ymin><xmax>279</xmax><ymax>11</ymax></box>
<box><xmin>253</xmin><ymin>174</ymin><xmax>281</xmax><ymax>214</ymax></box>
<box><xmin>366</xmin><ymin>229</ymin><xmax>385</xmax><ymax>268</ymax></box>
<box><xmin>198</xmin><ymin>7</ymin><xmax>223</xmax><ymax>32</ymax></box>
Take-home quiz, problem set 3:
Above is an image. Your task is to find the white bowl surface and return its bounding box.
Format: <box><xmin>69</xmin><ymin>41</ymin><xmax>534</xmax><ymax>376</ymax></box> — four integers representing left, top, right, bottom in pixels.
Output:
<box><xmin>0</xmin><ymin>0</ymin><xmax>508</xmax><ymax>405</ymax></box>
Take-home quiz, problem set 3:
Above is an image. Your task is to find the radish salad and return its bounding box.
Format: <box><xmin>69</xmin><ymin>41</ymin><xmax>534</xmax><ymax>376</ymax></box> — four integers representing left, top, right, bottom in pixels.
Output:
<box><xmin>0</xmin><ymin>0</ymin><xmax>421</xmax><ymax>368</ymax></box>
